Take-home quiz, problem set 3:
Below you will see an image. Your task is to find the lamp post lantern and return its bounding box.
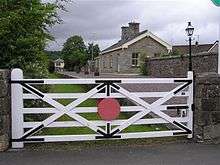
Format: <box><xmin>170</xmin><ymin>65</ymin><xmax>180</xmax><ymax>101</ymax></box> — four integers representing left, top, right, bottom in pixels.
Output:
<box><xmin>185</xmin><ymin>22</ymin><xmax>194</xmax><ymax>71</ymax></box>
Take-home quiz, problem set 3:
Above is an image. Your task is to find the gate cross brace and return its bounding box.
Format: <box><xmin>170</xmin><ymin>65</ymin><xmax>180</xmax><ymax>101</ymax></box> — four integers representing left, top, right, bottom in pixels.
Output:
<box><xmin>10</xmin><ymin>79</ymin><xmax>192</xmax><ymax>141</ymax></box>
<box><xmin>11</xmin><ymin>82</ymin><xmax>107</xmax><ymax>141</ymax></box>
<box><xmin>110</xmin><ymin>80</ymin><xmax>192</xmax><ymax>135</ymax></box>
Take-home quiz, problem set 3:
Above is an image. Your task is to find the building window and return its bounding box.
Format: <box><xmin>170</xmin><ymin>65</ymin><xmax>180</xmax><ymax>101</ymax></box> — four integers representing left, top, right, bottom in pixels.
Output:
<box><xmin>132</xmin><ymin>53</ymin><xmax>140</xmax><ymax>66</ymax></box>
<box><xmin>109</xmin><ymin>56</ymin><xmax>113</xmax><ymax>68</ymax></box>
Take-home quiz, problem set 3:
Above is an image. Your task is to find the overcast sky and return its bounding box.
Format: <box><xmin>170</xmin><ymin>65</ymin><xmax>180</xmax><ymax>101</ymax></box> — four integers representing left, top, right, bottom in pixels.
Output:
<box><xmin>46</xmin><ymin>0</ymin><xmax>220</xmax><ymax>51</ymax></box>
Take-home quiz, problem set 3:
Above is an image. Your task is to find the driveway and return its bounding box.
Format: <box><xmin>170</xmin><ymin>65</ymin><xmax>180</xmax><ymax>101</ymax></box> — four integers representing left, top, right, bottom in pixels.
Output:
<box><xmin>61</xmin><ymin>71</ymin><xmax>148</xmax><ymax>78</ymax></box>
<box><xmin>1</xmin><ymin>143</ymin><xmax>220</xmax><ymax>165</ymax></box>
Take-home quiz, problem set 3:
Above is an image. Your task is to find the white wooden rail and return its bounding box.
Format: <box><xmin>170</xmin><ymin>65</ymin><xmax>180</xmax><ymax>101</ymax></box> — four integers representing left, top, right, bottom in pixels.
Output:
<box><xmin>11</xmin><ymin>68</ymin><xmax>194</xmax><ymax>148</ymax></box>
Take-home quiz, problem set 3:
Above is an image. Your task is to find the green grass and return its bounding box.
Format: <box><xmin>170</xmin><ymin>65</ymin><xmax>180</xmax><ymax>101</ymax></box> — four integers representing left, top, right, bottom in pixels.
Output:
<box><xmin>38</xmin><ymin>124</ymin><xmax>167</xmax><ymax>136</ymax></box>
<box><xmin>49</xmin><ymin>73</ymin><xmax>97</xmax><ymax>107</ymax></box>
<box><xmin>51</xmin><ymin>84</ymin><xmax>85</xmax><ymax>93</ymax></box>
<box><xmin>39</xmin><ymin>127</ymin><xmax>96</xmax><ymax>135</ymax></box>
<box><xmin>48</xmin><ymin>72</ymin><xmax>61</xmax><ymax>79</ymax></box>
<box><xmin>37</xmin><ymin>73</ymin><xmax>167</xmax><ymax>136</ymax></box>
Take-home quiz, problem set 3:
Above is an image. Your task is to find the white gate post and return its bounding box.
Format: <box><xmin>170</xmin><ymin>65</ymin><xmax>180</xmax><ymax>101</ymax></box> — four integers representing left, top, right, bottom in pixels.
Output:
<box><xmin>187</xmin><ymin>71</ymin><xmax>194</xmax><ymax>138</ymax></box>
<box><xmin>11</xmin><ymin>69</ymin><xmax>24</xmax><ymax>148</ymax></box>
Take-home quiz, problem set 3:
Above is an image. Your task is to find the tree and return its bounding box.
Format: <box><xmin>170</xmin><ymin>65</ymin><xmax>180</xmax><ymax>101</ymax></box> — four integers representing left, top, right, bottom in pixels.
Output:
<box><xmin>62</xmin><ymin>35</ymin><xmax>87</xmax><ymax>71</ymax></box>
<box><xmin>87</xmin><ymin>43</ymin><xmax>100</xmax><ymax>60</ymax></box>
<box><xmin>0</xmin><ymin>1</ymin><xmax>62</xmax><ymax>77</ymax></box>
<box><xmin>46</xmin><ymin>51</ymin><xmax>62</xmax><ymax>60</ymax></box>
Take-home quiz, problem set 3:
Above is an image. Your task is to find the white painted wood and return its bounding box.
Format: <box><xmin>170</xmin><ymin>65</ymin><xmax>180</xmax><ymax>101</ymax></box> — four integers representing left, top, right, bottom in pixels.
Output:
<box><xmin>23</xmin><ymin>92</ymin><xmax>189</xmax><ymax>99</ymax></box>
<box><xmin>110</xmin><ymin>83</ymin><xmax>192</xmax><ymax>133</ymax></box>
<box><xmin>23</xmin><ymin>117</ymin><xmax>188</xmax><ymax>128</ymax></box>
<box><xmin>20</xmin><ymin>83</ymin><xmax>107</xmax><ymax>138</ymax></box>
<box><xmin>120</xmin><ymin>130</ymin><xmax>184</xmax><ymax>139</ymax></box>
<box><xmin>26</xmin><ymin>130</ymin><xmax>185</xmax><ymax>142</ymax></box>
<box><xmin>11</xmin><ymin>69</ymin><xmax>24</xmax><ymax>148</ymax></box>
<box><xmin>10</xmin><ymin>68</ymin><xmax>193</xmax><ymax>146</ymax></box>
<box><xmin>17</xmin><ymin>78</ymin><xmax>191</xmax><ymax>84</ymax></box>
<box><xmin>22</xmin><ymin>104</ymin><xmax>188</xmax><ymax>114</ymax></box>
<box><xmin>187</xmin><ymin>71</ymin><xmax>194</xmax><ymax>138</ymax></box>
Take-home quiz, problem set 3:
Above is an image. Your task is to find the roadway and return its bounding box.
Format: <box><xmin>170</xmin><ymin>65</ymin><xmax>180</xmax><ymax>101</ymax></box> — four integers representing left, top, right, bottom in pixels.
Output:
<box><xmin>0</xmin><ymin>143</ymin><xmax>219</xmax><ymax>165</ymax></box>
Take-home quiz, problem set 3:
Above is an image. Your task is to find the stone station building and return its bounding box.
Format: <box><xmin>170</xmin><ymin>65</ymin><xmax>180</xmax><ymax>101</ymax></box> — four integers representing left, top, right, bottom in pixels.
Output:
<box><xmin>95</xmin><ymin>22</ymin><xmax>172</xmax><ymax>73</ymax></box>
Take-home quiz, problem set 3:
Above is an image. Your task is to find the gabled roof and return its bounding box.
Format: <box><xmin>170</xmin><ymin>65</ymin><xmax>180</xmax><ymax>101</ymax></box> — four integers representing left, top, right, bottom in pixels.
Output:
<box><xmin>173</xmin><ymin>41</ymin><xmax>218</xmax><ymax>55</ymax></box>
<box><xmin>101</xmin><ymin>30</ymin><xmax>172</xmax><ymax>55</ymax></box>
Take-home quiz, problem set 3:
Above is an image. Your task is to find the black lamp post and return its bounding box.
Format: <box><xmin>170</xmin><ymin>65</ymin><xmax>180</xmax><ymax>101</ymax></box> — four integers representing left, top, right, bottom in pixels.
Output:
<box><xmin>185</xmin><ymin>22</ymin><xmax>194</xmax><ymax>71</ymax></box>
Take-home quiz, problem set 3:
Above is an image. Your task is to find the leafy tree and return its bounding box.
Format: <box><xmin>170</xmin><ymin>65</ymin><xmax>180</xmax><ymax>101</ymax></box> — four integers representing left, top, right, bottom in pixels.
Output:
<box><xmin>62</xmin><ymin>35</ymin><xmax>87</xmax><ymax>71</ymax></box>
<box><xmin>46</xmin><ymin>51</ymin><xmax>62</xmax><ymax>60</ymax></box>
<box><xmin>0</xmin><ymin>0</ymin><xmax>62</xmax><ymax>77</ymax></box>
<box><xmin>87</xmin><ymin>43</ymin><xmax>100</xmax><ymax>60</ymax></box>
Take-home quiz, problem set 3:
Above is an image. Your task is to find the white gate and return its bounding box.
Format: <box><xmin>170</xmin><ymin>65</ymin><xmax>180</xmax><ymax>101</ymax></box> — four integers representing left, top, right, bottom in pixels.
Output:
<box><xmin>11</xmin><ymin>69</ymin><xmax>193</xmax><ymax>148</ymax></box>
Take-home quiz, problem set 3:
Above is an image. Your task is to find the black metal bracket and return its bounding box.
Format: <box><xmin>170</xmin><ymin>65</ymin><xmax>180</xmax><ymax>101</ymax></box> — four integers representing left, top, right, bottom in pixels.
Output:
<box><xmin>95</xmin><ymin>80</ymin><xmax>121</xmax><ymax>96</ymax></box>
<box><xmin>95</xmin><ymin>123</ymin><xmax>121</xmax><ymax>139</ymax></box>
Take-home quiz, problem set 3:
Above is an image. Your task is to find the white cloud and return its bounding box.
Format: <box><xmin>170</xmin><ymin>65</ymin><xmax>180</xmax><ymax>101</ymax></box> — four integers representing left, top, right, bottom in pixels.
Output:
<box><xmin>46</xmin><ymin>0</ymin><xmax>220</xmax><ymax>50</ymax></box>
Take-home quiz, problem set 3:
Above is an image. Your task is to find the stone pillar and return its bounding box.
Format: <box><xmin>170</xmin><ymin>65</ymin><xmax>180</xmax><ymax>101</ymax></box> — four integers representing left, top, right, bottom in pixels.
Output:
<box><xmin>0</xmin><ymin>70</ymin><xmax>10</xmax><ymax>151</ymax></box>
<box><xmin>194</xmin><ymin>72</ymin><xmax>220</xmax><ymax>143</ymax></box>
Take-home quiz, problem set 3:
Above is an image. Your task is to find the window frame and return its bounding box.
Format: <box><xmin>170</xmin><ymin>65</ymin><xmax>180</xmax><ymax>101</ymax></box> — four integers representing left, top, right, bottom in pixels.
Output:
<box><xmin>131</xmin><ymin>53</ymin><xmax>140</xmax><ymax>67</ymax></box>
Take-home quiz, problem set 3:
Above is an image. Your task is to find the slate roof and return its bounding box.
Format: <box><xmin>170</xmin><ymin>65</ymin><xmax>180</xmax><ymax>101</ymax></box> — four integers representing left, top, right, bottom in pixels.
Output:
<box><xmin>172</xmin><ymin>43</ymin><xmax>215</xmax><ymax>55</ymax></box>
<box><xmin>101</xmin><ymin>30</ymin><xmax>148</xmax><ymax>53</ymax></box>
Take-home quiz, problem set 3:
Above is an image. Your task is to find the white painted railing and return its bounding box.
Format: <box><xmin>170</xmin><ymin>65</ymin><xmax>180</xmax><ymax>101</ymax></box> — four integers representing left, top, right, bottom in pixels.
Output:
<box><xmin>11</xmin><ymin>68</ymin><xmax>193</xmax><ymax>148</ymax></box>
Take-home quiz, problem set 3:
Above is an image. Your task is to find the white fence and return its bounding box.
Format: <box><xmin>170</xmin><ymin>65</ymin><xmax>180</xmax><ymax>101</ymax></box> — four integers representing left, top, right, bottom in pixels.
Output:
<box><xmin>11</xmin><ymin>69</ymin><xmax>194</xmax><ymax>148</ymax></box>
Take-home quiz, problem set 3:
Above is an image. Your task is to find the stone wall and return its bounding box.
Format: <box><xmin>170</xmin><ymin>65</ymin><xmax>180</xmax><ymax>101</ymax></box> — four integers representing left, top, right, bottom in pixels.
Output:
<box><xmin>194</xmin><ymin>73</ymin><xmax>220</xmax><ymax>143</ymax></box>
<box><xmin>146</xmin><ymin>52</ymin><xmax>218</xmax><ymax>77</ymax></box>
<box><xmin>0</xmin><ymin>70</ymin><xmax>10</xmax><ymax>151</ymax></box>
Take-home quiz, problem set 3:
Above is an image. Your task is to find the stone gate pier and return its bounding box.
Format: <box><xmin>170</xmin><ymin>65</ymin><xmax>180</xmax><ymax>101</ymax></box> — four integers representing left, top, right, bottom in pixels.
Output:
<box><xmin>0</xmin><ymin>70</ymin><xmax>10</xmax><ymax>151</ymax></box>
<box><xmin>194</xmin><ymin>72</ymin><xmax>220</xmax><ymax>143</ymax></box>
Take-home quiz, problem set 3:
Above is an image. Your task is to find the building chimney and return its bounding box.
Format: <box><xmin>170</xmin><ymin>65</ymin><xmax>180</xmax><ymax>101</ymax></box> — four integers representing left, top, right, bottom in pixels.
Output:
<box><xmin>121</xmin><ymin>22</ymin><xmax>140</xmax><ymax>41</ymax></box>
<box><xmin>128</xmin><ymin>22</ymin><xmax>140</xmax><ymax>36</ymax></box>
<box><xmin>121</xmin><ymin>26</ymin><xmax>130</xmax><ymax>41</ymax></box>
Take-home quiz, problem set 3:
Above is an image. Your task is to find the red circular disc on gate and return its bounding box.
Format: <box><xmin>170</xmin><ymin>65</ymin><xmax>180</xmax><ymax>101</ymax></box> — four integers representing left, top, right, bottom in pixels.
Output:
<box><xmin>98</xmin><ymin>98</ymin><xmax>120</xmax><ymax>121</ymax></box>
